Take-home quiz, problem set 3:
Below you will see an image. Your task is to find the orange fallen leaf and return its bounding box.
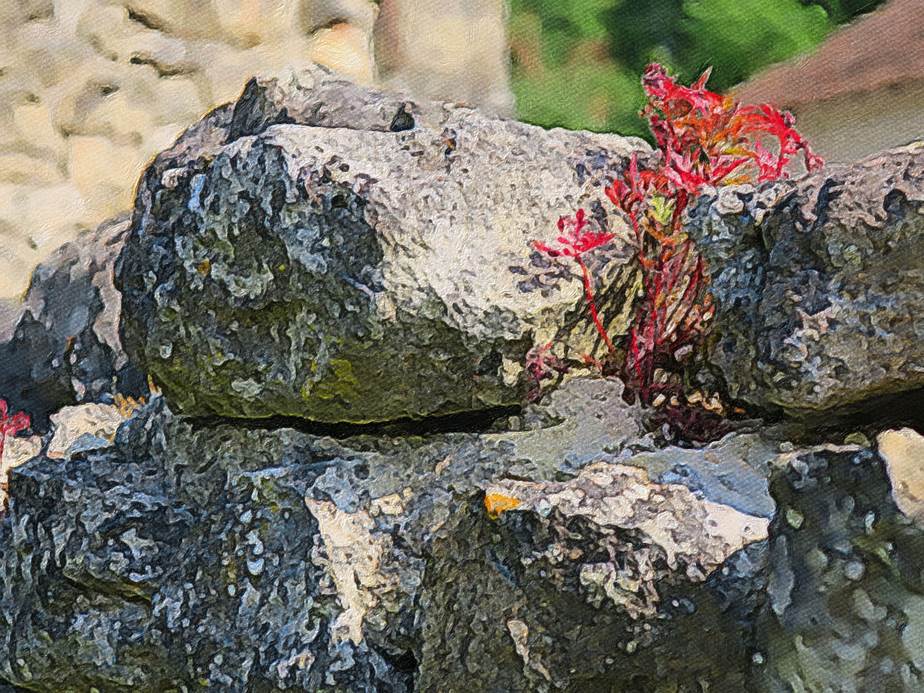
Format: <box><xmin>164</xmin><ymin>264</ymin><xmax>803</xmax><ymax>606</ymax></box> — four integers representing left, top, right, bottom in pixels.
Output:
<box><xmin>114</xmin><ymin>393</ymin><xmax>146</xmax><ymax>419</ymax></box>
<box><xmin>484</xmin><ymin>492</ymin><xmax>521</xmax><ymax>519</ymax></box>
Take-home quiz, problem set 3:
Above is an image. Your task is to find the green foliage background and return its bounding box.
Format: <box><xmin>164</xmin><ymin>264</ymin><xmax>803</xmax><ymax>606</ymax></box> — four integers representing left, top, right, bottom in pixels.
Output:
<box><xmin>509</xmin><ymin>0</ymin><xmax>886</xmax><ymax>138</ymax></box>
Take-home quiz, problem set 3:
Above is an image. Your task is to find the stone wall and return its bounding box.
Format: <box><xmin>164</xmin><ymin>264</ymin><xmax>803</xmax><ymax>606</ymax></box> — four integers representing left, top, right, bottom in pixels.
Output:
<box><xmin>2</xmin><ymin>69</ymin><xmax>924</xmax><ymax>692</ymax></box>
<box><xmin>0</xmin><ymin>0</ymin><xmax>513</xmax><ymax>299</ymax></box>
<box><xmin>375</xmin><ymin>0</ymin><xmax>513</xmax><ymax>115</ymax></box>
<box><xmin>0</xmin><ymin>0</ymin><xmax>377</xmax><ymax>298</ymax></box>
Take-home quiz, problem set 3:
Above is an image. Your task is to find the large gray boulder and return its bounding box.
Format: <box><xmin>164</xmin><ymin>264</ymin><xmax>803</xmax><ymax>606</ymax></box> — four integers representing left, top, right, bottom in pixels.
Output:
<box><xmin>116</xmin><ymin>65</ymin><xmax>646</xmax><ymax>424</ymax></box>
<box><xmin>691</xmin><ymin>143</ymin><xmax>924</xmax><ymax>414</ymax></box>
<box><xmin>0</xmin><ymin>378</ymin><xmax>786</xmax><ymax>691</ymax></box>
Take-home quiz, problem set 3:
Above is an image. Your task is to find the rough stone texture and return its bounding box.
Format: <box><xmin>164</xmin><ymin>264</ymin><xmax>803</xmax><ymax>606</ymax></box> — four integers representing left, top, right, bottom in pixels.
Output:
<box><xmin>117</xmin><ymin>66</ymin><xmax>646</xmax><ymax>423</ymax></box>
<box><xmin>1</xmin><ymin>403</ymin><xmax>130</xmax><ymax>511</ymax></box>
<box><xmin>46</xmin><ymin>403</ymin><xmax>125</xmax><ymax>460</ymax></box>
<box><xmin>418</xmin><ymin>464</ymin><xmax>769</xmax><ymax>691</ymax></box>
<box><xmin>0</xmin><ymin>377</ymin><xmax>785</xmax><ymax>691</ymax></box>
<box><xmin>4</xmin><ymin>372</ymin><xmax>922</xmax><ymax>691</ymax></box>
<box><xmin>878</xmin><ymin>428</ymin><xmax>924</xmax><ymax>525</ymax></box>
<box><xmin>753</xmin><ymin>443</ymin><xmax>924</xmax><ymax>692</ymax></box>
<box><xmin>0</xmin><ymin>215</ymin><xmax>146</xmax><ymax>431</ymax></box>
<box><xmin>690</xmin><ymin>142</ymin><xmax>924</xmax><ymax>414</ymax></box>
<box><xmin>0</xmin><ymin>435</ymin><xmax>41</xmax><ymax>511</ymax></box>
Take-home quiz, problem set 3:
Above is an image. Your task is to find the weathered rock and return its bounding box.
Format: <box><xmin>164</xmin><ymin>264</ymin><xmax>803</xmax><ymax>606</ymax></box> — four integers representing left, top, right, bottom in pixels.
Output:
<box><xmin>1</xmin><ymin>403</ymin><xmax>128</xmax><ymax>510</ymax></box>
<box><xmin>753</xmin><ymin>443</ymin><xmax>924</xmax><ymax>692</ymax></box>
<box><xmin>0</xmin><ymin>435</ymin><xmax>41</xmax><ymax>511</ymax></box>
<box><xmin>0</xmin><ymin>377</ymin><xmax>786</xmax><ymax>691</ymax></box>
<box><xmin>420</xmin><ymin>462</ymin><xmax>770</xmax><ymax>691</ymax></box>
<box><xmin>878</xmin><ymin>428</ymin><xmax>924</xmax><ymax>525</ymax></box>
<box><xmin>0</xmin><ymin>215</ymin><xmax>147</xmax><ymax>430</ymax></box>
<box><xmin>691</xmin><ymin>143</ymin><xmax>924</xmax><ymax>414</ymax></box>
<box><xmin>117</xmin><ymin>65</ymin><xmax>646</xmax><ymax>423</ymax></box>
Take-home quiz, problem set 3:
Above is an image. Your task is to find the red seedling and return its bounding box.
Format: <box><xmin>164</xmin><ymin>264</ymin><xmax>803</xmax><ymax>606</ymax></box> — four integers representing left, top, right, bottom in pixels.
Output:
<box><xmin>0</xmin><ymin>399</ymin><xmax>30</xmax><ymax>467</ymax></box>
<box><xmin>530</xmin><ymin>63</ymin><xmax>823</xmax><ymax>435</ymax></box>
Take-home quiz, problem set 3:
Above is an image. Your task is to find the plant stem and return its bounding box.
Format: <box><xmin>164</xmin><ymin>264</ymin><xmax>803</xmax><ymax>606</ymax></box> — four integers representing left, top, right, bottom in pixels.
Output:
<box><xmin>576</xmin><ymin>257</ymin><xmax>618</xmax><ymax>358</ymax></box>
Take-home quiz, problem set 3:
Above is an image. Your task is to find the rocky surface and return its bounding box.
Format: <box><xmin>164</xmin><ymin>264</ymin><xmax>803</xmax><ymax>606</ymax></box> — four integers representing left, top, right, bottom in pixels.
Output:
<box><xmin>423</xmin><ymin>462</ymin><xmax>770</xmax><ymax>691</ymax></box>
<box><xmin>878</xmin><ymin>428</ymin><xmax>924</xmax><ymax>525</ymax></box>
<box><xmin>3</xmin><ymin>376</ymin><xmax>922</xmax><ymax>691</ymax></box>
<box><xmin>45</xmin><ymin>403</ymin><xmax>126</xmax><ymax>460</ymax></box>
<box><xmin>0</xmin><ymin>435</ymin><xmax>41</xmax><ymax>512</ymax></box>
<box><xmin>0</xmin><ymin>215</ymin><xmax>146</xmax><ymax>431</ymax></box>
<box><xmin>691</xmin><ymin>142</ymin><xmax>924</xmax><ymax>415</ymax></box>
<box><xmin>117</xmin><ymin>65</ymin><xmax>646</xmax><ymax>424</ymax></box>
<box><xmin>0</xmin><ymin>402</ymin><xmax>124</xmax><ymax>511</ymax></box>
<box><xmin>754</xmin><ymin>443</ymin><xmax>924</xmax><ymax>692</ymax></box>
<box><xmin>0</xmin><ymin>377</ymin><xmax>783</xmax><ymax>691</ymax></box>
<box><xmin>3</xmin><ymin>51</ymin><xmax>924</xmax><ymax>693</ymax></box>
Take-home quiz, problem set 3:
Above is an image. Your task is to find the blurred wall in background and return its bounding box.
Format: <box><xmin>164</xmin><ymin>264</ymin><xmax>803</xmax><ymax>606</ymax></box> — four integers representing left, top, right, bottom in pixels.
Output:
<box><xmin>0</xmin><ymin>0</ymin><xmax>378</xmax><ymax>298</ymax></box>
<box><xmin>375</xmin><ymin>0</ymin><xmax>513</xmax><ymax>115</ymax></box>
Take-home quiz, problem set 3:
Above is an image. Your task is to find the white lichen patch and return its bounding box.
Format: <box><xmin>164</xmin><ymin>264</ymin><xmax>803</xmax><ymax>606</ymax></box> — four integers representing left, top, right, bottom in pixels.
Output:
<box><xmin>507</xmin><ymin>618</ymin><xmax>551</xmax><ymax>682</ymax></box>
<box><xmin>305</xmin><ymin>498</ymin><xmax>398</xmax><ymax>645</ymax></box>
<box><xmin>0</xmin><ymin>435</ymin><xmax>42</xmax><ymax>509</ymax></box>
<box><xmin>487</xmin><ymin>461</ymin><xmax>769</xmax><ymax>584</ymax></box>
<box><xmin>46</xmin><ymin>403</ymin><xmax>123</xmax><ymax>459</ymax></box>
<box><xmin>369</xmin><ymin>488</ymin><xmax>412</xmax><ymax>517</ymax></box>
<box><xmin>878</xmin><ymin>428</ymin><xmax>924</xmax><ymax>524</ymax></box>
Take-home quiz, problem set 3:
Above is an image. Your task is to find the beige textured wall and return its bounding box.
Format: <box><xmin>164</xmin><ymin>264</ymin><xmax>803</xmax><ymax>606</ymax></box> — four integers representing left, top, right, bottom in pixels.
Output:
<box><xmin>375</xmin><ymin>0</ymin><xmax>512</xmax><ymax>115</ymax></box>
<box><xmin>0</xmin><ymin>0</ymin><xmax>377</xmax><ymax>299</ymax></box>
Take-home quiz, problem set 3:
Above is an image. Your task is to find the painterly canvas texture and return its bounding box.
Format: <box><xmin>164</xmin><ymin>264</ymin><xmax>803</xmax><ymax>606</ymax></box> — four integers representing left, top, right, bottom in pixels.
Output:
<box><xmin>1</xmin><ymin>1</ymin><xmax>922</xmax><ymax>691</ymax></box>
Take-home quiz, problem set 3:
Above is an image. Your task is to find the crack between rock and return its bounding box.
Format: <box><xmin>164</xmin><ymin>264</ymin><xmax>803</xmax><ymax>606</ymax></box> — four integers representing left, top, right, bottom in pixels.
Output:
<box><xmin>186</xmin><ymin>404</ymin><xmax>523</xmax><ymax>438</ymax></box>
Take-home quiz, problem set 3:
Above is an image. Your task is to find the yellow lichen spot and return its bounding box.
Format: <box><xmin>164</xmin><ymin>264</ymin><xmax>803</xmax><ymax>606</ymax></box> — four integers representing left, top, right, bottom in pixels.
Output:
<box><xmin>313</xmin><ymin>359</ymin><xmax>359</xmax><ymax>401</ymax></box>
<box><xmin>196</xmin><ymin>258</ymin><xmax>211</xmax><ymax>277</ymax></box>
<box><xmin>277</xmin><ymin>263</ymin><xmax>287</xmax><ymax>272</ymax></box>
<box><xmin>114</xmin><ymin>393</ymin><xmax>146</xmax><ymax>419</ymax></box>
<box><xmin>484</xmin><ymin>492</ymin><xmax>521</xmax><ymax>519</ymax></box>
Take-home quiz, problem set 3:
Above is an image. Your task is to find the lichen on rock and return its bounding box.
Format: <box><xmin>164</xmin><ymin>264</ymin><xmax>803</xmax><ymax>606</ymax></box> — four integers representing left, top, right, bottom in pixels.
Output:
<box><xmin>690</xmin><ymin>142</ymin><xmax>924</xmax><ymax>415</ymax></box>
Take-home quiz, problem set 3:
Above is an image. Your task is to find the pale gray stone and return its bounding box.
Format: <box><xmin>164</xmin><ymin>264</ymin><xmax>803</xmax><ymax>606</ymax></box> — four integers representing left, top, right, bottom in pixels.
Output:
<box><xmin>117</xmin><ymin>66</ymin><xmax>647</xmax><ymax>423</ymax></box>
<box><xmin>690</xmin><ymin>143</ymin><xmax>924</xmax><ymax>414</ymax></box>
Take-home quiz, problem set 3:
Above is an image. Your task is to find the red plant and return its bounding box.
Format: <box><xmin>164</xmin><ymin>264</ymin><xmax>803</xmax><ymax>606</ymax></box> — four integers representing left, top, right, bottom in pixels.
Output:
<box><xmin>0</xmin><ymin>399</ymin><xmax>30</xmax><ymax>466</ymax></box>
<box><xmin>532</xmin><ymin>209</ymin><xmax>619</xmax><ymax>360</ymax></box>
<box><xmin>531</xmin><ymin>64</ymin><xmax>823</xmax><ymax>423</ymax></box>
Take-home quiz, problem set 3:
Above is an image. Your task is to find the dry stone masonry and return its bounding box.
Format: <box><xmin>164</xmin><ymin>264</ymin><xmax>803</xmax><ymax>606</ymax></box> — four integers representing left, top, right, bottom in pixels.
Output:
<box><xmin>1</xmin><ymin>67</ymin><xmax>923</xmax><ymax>692</ymax></box>
<box><xmin>0</xmin><ymin>1</ymin><xmax>378</xmax><ymax>298</ymax></box>
<box><xmin>690</xmin><ymin>143</ymin><xmax>924</xmax><ymax>414</ymax></box>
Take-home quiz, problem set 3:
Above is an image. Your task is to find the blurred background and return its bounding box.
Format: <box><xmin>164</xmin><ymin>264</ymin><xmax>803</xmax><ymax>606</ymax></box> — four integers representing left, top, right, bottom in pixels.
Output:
<box><xmin>510</xmin><ymin>0</ymin><xmax>885</xmax><ymax>135</ymax></box>
<box><xmin>1</xmin><ymin>0</ymin><xmax>919</xmax><ymax>300</ymax></box>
